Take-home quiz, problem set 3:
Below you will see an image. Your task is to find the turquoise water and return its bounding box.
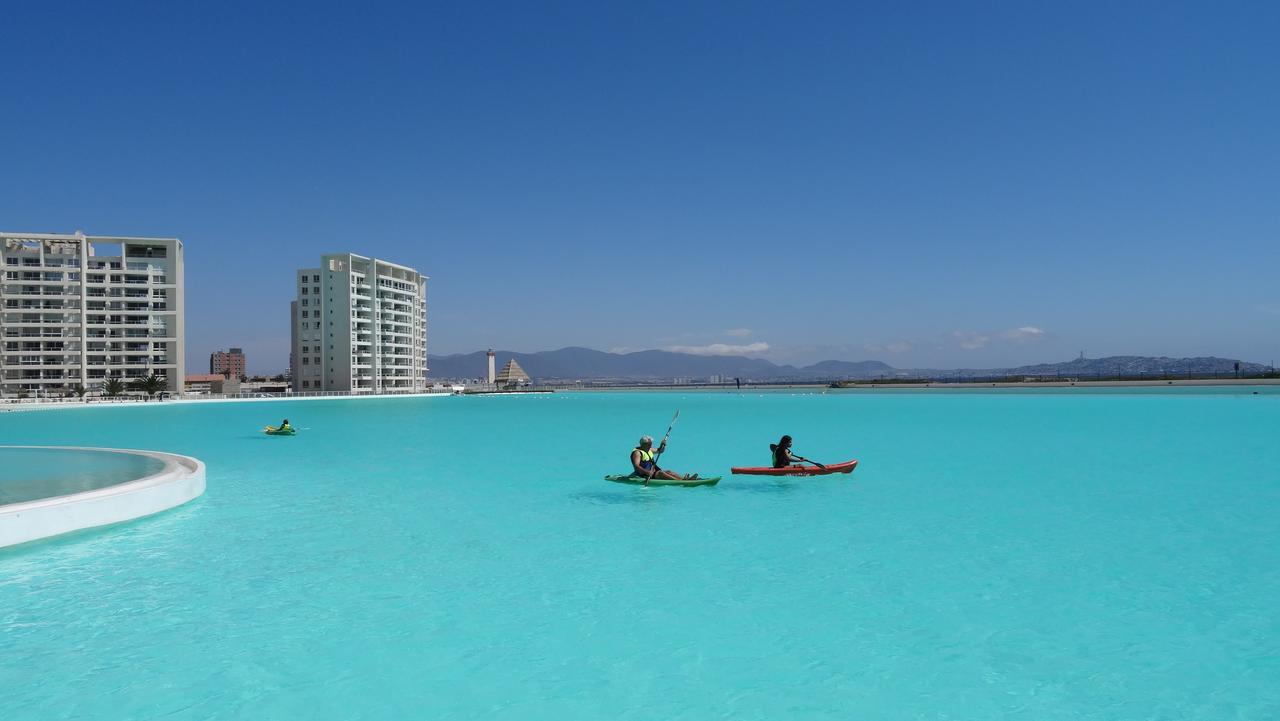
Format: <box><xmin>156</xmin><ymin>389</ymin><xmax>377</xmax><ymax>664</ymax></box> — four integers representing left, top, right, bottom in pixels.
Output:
<box><xmin>1</xmin><ymin>390</ymin><xmax>1278</xmax><ymax>719</ymax></box>
<box><xmin>0</xmin><ymin>447</ymin><xmax>165</xmax><ymax>505</ymax></box>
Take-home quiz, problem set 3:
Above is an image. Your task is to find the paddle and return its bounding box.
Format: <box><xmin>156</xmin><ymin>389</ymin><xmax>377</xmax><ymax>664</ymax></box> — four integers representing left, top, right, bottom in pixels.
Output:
<box><xmin>647</xmin><ymin>409</ymin><xmax>680</xmax><ymax>482</ymax></box>
<box><xmin>791</xmin><ymin>453</ymin><xmax>826</xmax><ymax>470</ymax></box>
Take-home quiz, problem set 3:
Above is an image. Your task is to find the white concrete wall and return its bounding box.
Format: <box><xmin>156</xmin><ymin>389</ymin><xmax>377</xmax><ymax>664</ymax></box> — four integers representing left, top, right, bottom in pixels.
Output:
<box><xmin>0</xmin><ymin>446</ymin><xmax>206</xmax><ymax>549</ymax></box>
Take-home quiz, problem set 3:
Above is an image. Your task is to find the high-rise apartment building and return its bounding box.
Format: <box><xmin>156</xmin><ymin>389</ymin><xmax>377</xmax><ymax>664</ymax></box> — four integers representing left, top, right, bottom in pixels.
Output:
<box><xmin>1</xmin><ymin>231</ymin><xmax>185</xmax><ymax>397</ymax></box>
<box><xmin>290</xmin><ymin>253</ymin><xmax>427</xmax><ymax>393</ymax></box>
<box><xmin>210</xmin><ymin>347</ymin><xmax>246</xmax><ymax>378</ymax></box>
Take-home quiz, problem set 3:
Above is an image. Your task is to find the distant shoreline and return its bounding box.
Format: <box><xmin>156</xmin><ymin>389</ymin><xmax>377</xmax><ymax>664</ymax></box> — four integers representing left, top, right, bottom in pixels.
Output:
<box><xmin>554</xmin><ymin>377</ymin><xmax>1280</xmax><ymax>392</ymax></box>
<box><xmin>828</xmin><ymin>377</ymin><xmax>1280</xmax><ymax>390</ymax></box>
<box><xmin>4</xmin><ymin>378</ymin><xmax>1276</xmax><ymax>413</ymax></box>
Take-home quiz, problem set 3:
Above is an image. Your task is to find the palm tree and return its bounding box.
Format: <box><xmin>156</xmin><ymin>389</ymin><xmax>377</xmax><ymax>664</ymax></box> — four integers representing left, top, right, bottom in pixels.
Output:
<box><xmin>103</xmin><ymin>377</ymin><xmax>126</xmax><ymax>398</ymax></box>
<box><xmin>73</xmin><ymin>384</ymin><xmax>88</xmax><ymax>401</ymax></box>
<box><xmin>130</xmin><ymin>374</ymin><xmax>167</xmax><ymax>400</ymax></box>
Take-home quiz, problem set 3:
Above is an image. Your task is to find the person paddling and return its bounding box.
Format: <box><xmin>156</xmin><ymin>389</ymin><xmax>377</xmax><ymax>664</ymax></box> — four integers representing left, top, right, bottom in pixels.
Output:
<box><xmin>631</xmin><ymin>435</ymin><xmax>697</xmax><ymax>483</ymax></box>
<box><xmin>279</xmin><ymin>419</ymin><xmax>292</xmax><ymax>431</ymax></box>
<box><xmin>770</xmin><ymin>435</ymin><xmax>825</xmax><ymax>470</ymax></box>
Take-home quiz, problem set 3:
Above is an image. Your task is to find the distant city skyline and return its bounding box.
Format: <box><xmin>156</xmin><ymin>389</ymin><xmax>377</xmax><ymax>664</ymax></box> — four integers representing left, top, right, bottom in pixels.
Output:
<box><xmin>3</xmin><ymin>3</ymin><xmax>1277</xmax><ymax>374</ymax></box>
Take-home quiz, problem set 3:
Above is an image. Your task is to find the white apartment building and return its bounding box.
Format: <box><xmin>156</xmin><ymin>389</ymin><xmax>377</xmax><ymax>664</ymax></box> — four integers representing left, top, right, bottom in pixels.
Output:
<box><xmin>291</xmin><ymin>253</ymin><xmax>427</xmax><ymax>393</ymax></box>
<box><xmin>1</xmin><ymin>231</ymin><xmax>185</xmax><ymax>397</ymax></box>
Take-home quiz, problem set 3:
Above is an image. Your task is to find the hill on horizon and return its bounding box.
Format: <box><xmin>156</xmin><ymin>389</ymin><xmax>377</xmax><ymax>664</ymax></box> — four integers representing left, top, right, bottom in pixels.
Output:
<box><xmin>427</xmin><ymin>347</ymin><xmax>891</xmax><ymax>381</ymax></box>
<box><xmin>427</xmin><ymin>347</ymin><xmax>1270</xmax><ymax>382</ymax></box>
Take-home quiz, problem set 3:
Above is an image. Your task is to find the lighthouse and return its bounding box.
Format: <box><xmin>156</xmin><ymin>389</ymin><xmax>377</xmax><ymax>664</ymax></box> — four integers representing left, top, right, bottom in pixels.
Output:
<box><xmin>487</xmin><ymin>349</ymin><xmax>496</xmax><ymax>384</ymax></box>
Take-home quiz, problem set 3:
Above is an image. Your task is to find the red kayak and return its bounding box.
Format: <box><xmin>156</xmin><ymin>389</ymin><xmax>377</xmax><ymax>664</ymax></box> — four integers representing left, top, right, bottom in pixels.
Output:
<box><xmin>730</xmin><ymin>459</ymin><xmax>858</xmax><ymax>476</ymax></box>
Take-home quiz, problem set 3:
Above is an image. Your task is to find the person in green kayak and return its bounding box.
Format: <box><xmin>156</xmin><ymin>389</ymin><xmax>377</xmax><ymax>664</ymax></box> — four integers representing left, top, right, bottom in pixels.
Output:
<box><xmin>279</xmin><ymin>419</ymin><xmax>292</xmax><ymax>431</ymax></box>
<box><xmin>631</xmin><ymin>435</ymin><xmax>697</xmax><ymax>482</ymax></box>
<box><xmin>770</xmin><ymin>435</ymin><xmax>825</xmax><ymax>469</ymax></box>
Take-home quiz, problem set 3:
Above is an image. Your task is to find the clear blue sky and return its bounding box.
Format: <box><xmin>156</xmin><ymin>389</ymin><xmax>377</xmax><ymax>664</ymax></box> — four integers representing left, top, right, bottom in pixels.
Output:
<box><xmin>3</xmin><ymin>2</ymin><xmax>1277</xmax><ymax>373</ymax></box>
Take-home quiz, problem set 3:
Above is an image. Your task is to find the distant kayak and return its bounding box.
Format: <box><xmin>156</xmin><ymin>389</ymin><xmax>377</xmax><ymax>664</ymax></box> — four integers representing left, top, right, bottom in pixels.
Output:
<box><xmin>264</xmin><ymin>426</ymin><xmax>296</xmax><ymax>436</ymax></box>
<box><xmin>731</xmin><ymin>460</ymin><xmax>857</xmax><ymax>476</ymax></box>
<box><xmin>604</xmin><ymin>474</ymin><xmax>720</xmax><ymax>487</ymax></box>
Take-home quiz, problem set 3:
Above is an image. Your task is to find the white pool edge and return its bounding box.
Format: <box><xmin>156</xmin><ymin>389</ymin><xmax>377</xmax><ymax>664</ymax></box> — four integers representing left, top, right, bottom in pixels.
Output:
<box><xmin>0</xmin><ymin>446</ymin><xmax>206</xmax><ymax>549</ymax></box>
<box><xmin>0</xmin><ymin>391</ymin><xmax>456</xmax><ymax>413</ymax></box>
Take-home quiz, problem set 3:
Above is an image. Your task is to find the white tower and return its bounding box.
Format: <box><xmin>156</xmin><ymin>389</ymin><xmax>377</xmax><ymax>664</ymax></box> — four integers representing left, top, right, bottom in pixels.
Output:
<box><xmin>487</xmin><ymin>349</ymin><xmax>496</xmax><ymax>384</ymax></box>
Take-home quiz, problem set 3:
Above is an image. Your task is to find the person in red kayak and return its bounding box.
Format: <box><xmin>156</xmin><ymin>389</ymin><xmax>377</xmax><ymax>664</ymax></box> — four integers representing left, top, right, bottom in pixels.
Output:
<box><xmin>631</xmin><ymin>435</ymin><xmax>697</xmax><ymax>482</ymax></box>
<box><xmin>770</xmin><ymin>435</ymin><xmax>826</xmax><ymax>470</ymax></box>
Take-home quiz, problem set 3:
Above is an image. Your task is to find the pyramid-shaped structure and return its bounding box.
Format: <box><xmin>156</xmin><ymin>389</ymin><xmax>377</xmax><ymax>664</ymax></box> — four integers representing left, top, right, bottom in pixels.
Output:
<box><xmin>494</xmin><ymin>358</ymin><xmax>530</xmax><ymax>385</ymax></box>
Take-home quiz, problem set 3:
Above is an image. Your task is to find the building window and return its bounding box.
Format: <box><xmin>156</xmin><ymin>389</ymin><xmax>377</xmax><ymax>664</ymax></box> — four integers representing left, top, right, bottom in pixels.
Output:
<box><xmin>301</xmin><ymin>299</ymin><xmax>308</xmax><ymax>306</ymax></box>
<box><xmin>312</xmin><ymin>275</ymin><xmax>319</xmax><ymax>283</ymax></box>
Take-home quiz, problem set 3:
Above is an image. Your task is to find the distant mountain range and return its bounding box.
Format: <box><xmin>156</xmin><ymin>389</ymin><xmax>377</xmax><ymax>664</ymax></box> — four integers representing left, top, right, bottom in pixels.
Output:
<box><xmin>428</xmin><ymin>346</ymin><xmax>887</xmax><ymax>381</ymax></box>
<box><xmin>428</xmin><ymin>347</ymin><xmax>1270</xmax><ymax>382</ymax></box>
<box><xmin>976</xmin><ymin>355</ymin><xmax>1270</xmax><ymax>378</ymax></box>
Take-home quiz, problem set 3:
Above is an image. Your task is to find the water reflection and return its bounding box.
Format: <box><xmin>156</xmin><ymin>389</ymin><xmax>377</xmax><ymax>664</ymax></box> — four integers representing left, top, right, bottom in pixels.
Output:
<box><xmin>568</xmin><ymin>490</ymin><xmax>672</xmax><ymax>507</ymax></box>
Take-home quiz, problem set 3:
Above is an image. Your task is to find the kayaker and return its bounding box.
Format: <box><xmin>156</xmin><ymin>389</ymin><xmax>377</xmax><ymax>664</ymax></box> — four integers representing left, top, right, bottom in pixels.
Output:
<box><xmin>770</xmin><ymin>435</ymin><xmax>825</xmax><ymax>469</ymax></box>
<box><xmin>631</xmin><ymin>435</ymin><xmax>697</xmax><ymax>482</ymax></box>
<box><xmin>278</xmin><ymin>419</ymin><xmax>292</xmax><ymax>431</ymax></box>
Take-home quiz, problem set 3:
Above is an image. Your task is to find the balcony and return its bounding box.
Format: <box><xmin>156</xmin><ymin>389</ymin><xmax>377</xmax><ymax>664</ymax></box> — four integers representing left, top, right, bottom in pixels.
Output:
<box><xmin>1</xmin><ymin>288</ymin><xmax>77</xmax><ymax>298</ymax></box>
<box><xmin>12</xmin><ymin>302</ymin><xmax>76</xmax><ymax>311</ymax></box>
<box><xmin>125</xmin><ymin>262</ymin><xmax>166</xmax><ymax>273</ymax></box>
<box><xmin>4</xmin><ymin>332</ymin><xmax>69</xmax><ymax>342</ymax></box>
<box><xmin>4</xmin><ymin>317</ymin><xmax>80</xmax><ymax>327</ymax></box>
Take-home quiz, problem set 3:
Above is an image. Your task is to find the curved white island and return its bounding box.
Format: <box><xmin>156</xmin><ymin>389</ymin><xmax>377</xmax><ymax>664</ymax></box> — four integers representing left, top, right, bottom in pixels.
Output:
<box><xmin>0</xmin><ymin>446</ymin><xmax>205</xmax><ymax>549</ymax></box>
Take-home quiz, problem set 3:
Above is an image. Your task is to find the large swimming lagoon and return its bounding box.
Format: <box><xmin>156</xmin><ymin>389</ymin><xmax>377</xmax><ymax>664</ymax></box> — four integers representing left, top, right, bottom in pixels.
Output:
<box><xmin>2</xmin><ymin>389</ymin><xmax>1277</xmax><ymax>719</ymax></box>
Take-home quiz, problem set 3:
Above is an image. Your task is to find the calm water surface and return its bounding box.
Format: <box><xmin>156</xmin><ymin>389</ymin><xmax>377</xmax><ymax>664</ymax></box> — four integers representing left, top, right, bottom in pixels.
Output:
<box><xmin>0</xmin><ymin>448</ymin><xmax>165</xmax><ymax>504</ymax></box>
<box><xmin>1</xmin><ymin>390</ymin><xmax>1278</xmax><ymax>720</ymax></box>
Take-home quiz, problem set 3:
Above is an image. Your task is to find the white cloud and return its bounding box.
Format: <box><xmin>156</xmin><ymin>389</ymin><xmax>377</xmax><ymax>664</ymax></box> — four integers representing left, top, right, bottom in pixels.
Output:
<box><xmin>666</xmin><ymin>342</ymin><xmax>771</xmax><ymax>356</ymax></box>
<box><xmin>1001</xmin><ymin>326</ymin><xmax>1046</xmax><ymax>341</ymax></box>
<box><xmin>953</xmin><ymin>326</ymin><xmax>1046</xmax><ymax>350</ymax></box>
<box><xmin>724</xmin><ymin>328</ymin><xmax>752</xmax><ymax>338</ymax></box>
<box><xmin>953</xmin><ymin>331</ymin><xmax>990</xmax><ymax>350</ymax></box>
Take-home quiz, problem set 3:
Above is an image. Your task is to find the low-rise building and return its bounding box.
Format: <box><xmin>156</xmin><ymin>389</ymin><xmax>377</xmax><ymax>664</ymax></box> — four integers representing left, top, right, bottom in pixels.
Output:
<box><xmin>495</xmin><ymin>358</ymin><xmax>531</xmax><ymax>388</ymax></box>
<box><xmin>184</xmin><ymin>373</ymin><xmax>224</xmax><ymax>392</ymax></box>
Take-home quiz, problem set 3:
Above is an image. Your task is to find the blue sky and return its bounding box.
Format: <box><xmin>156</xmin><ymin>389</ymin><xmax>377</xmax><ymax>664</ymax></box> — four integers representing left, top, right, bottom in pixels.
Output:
<box><xmin>2</xmin><ymin>2</ymin><xmax>1277</xmax><ymax>373</ymax></box>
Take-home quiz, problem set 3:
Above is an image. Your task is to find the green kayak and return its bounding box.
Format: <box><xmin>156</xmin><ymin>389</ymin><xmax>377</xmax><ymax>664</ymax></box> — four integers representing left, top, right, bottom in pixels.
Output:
<box><xmin>604</xmin><ymin>474</ymin><xmax>721</xmax><ymax>487</ymax></box>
